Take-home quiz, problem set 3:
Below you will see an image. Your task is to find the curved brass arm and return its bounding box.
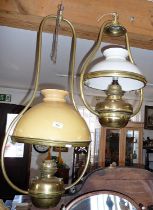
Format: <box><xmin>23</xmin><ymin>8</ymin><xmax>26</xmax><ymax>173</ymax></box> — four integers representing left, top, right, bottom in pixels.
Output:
<box><xmin>79</xmin><ymin>20</ymin><xmax>112</xmax><ymax>117</ymax></box>
<box><xmin>131</xmin><ymin>88</ymin><xmax>143</xmax><ymax>118</ymax></box>
<box><xmin>125</xmin><ymin>33</ymin><xmax>144</xmax><ymax>118</ymax></box>
<box><xmin>125</xmin><ymin>33</ymin><xmax>134</xmax><ymax>64</ymax></box>
<box><xmin>1</xmin><ymin>126</ymin><xmax>29</xmax><ymax>194</ymax></box>
<box><xmin>66</xmin><ymin>20</ymin><xmax>78</xmax><ymax>111</ymax></box>
<box><xmin>1</xmin><ymin>14</ymin><xmax>78</xmax><ymax>195</ymax></box>
<box><xmin>65</xmin><ymin>145</ymin><xmax>91</xmax><ymax>191</ymax></box>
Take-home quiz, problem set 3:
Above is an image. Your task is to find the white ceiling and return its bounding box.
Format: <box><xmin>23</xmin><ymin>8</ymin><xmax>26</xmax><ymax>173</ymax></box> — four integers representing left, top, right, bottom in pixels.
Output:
<box><xmin>0</xmin><ymin>26</ymin><xmax>153</xmax><ymax>100</ymax></box>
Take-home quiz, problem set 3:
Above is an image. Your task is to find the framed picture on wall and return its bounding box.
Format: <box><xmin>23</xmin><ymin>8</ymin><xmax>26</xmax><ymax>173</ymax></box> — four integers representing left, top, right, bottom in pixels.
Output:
<box><xmin>144</xmin><ymin>105</ymin><xmax>153</xmax><ymax>130</ymax></box>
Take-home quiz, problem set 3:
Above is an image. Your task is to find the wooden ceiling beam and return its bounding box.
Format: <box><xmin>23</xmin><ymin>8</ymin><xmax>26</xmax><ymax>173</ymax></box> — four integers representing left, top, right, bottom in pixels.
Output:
<box><xmin>0</xmin><ymin>0</ymin><xmax>153</xmax><ymax>50</ymax></box>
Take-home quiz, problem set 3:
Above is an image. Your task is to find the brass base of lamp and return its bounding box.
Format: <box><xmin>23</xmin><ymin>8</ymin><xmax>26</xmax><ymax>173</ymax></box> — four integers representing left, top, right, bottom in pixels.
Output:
<box><xmin>30</xmin><ymin>194</ymin><xmax>63</xmax><ymax>208</ymax></box>
<box><xmin>29</xmin><ymin>160</ymin><xmax>65</xmax><ymax>208</ymax></box>
<box><xmin>98</xmin><ymin>112</ymin><xmax>131</xmax><ymax>128</ymax></box>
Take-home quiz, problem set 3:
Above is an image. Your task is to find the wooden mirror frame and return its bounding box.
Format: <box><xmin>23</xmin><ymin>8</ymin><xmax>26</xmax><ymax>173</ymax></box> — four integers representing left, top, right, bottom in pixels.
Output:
<box><xmin>64</xmin><ymin>190</ymin><xmax>139</xmax><ymax>210</ymax></box>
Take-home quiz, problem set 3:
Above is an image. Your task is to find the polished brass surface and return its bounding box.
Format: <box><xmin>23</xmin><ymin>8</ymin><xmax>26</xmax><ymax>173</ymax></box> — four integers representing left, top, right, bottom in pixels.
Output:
<box><xmin>12</xmin><ymin>136</ymin><xmax>90</xmax><ymax>147</ymax></box>
<box><xmin>29</xmin><ymin>160</ymin><xmax>65</xmax><ymax>208</ymax></box>
<box><xmin>95</xmin><ymin>81</ymin><xmax>133</xmax><ymax>128</ymax></box>
<box><xmin>125</xmin><ymin>33</ymin><xmax>134</xmax><ymax>64</ymax></box>
<box><xmin>97</xmin><ymin>112</ymin><xmax>131</xmax><ymax>128</ymax></box>
<box><xmin>104</xmin><ymin>22</ymin><xmax>126</xmax><ymax>37</ymax></box>
<box><xmin>98</xmin><ymin>12</ymin><xmax>126</xmax><ymax>37</ymax></box>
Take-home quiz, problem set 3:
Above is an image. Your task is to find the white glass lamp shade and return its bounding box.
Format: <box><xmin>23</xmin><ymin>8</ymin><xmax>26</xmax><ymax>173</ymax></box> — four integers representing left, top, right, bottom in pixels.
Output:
<box><xmin>84</xmin><ymin>48</ymin><xmax>147</xmax><ymax>91</ymax></box>
<box><xmin>12</xmin><ymin>89</ymin><xmax>91</xmax><ymax>147</ymax></box>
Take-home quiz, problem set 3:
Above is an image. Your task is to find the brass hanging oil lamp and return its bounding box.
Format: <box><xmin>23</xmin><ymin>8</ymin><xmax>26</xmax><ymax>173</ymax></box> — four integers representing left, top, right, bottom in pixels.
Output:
<box><xmin>1</xmin><ymin>5</ymin><xmax>91</xmax><ymax>209</ymax></box>
<box><xmin>79</xmin><ymin>12</ymin><xmax>147</xmax><ymax>128</ymax></box>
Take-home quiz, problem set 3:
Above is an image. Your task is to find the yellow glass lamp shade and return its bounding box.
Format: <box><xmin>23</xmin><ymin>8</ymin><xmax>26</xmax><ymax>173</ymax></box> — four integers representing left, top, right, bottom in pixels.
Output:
<box><xmin>12</xmin><ymin>89</ymin><xmax>91</xmax><ymax>147</ymax></box>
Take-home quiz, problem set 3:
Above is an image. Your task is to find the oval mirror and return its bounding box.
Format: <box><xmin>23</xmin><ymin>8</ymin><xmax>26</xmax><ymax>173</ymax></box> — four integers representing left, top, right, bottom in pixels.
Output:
<box><xmin>65</xmin><ymin>191</ymin><xmax>139</xmax><ymax>210</ymax></box>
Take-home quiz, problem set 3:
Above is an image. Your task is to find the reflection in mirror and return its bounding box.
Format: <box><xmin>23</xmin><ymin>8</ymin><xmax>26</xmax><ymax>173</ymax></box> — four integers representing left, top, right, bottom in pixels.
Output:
<box><xmin>65</xmin><ymin>191</ymin><xmax>139</xmax><ymax>210</ymax></box>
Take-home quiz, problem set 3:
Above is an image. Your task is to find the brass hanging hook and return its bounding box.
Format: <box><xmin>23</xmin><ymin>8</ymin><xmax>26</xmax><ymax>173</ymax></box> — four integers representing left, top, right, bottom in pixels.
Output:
<box><xmin>97</xmin><ymin>12</ymin><xmax>119</xmax><ymax>23</ymax></box>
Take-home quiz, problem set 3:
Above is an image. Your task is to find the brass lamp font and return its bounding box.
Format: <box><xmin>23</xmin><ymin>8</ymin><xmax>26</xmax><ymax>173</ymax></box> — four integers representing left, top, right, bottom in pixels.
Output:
<box><xmin>29</xmin><ymin>160</ymin><xmax>64</xmax><ymax>208</ymax></box>
<box><xmin>95</xmin><ymin>79</ymin><xmax>133</xmax><ymax>128</ymax></box>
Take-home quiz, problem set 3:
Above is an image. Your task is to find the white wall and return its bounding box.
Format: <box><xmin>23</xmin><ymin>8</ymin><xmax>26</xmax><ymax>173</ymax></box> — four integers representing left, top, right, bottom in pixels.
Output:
<box><xmin>0</xmin><ymin>87</ymin><xmax>41</xmax><ymax>105</ymax></box>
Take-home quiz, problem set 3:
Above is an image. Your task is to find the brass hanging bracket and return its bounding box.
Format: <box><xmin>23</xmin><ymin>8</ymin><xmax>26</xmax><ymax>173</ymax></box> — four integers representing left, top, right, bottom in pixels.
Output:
<box><xmin>51</xmin><ymin>3</ymin><xmax>64</xmax><ymax>63</ymax></box>
<box><xmin>97</xmin><ymin>12</ymin><xmax>126</xmax><ymax>37</ymax></box>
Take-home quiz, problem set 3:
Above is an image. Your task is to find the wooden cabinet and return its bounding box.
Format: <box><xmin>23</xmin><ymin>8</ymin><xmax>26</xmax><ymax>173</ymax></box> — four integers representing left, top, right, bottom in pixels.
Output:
<box><xmin>144</xmin><ymin>148</ymin><xmax>153</xmax><ymax>171</ymax></box>
<box><xmin>98</xmin><ymin>122</ymin><xmax>144</xmax><ymax>167</ymax></box>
